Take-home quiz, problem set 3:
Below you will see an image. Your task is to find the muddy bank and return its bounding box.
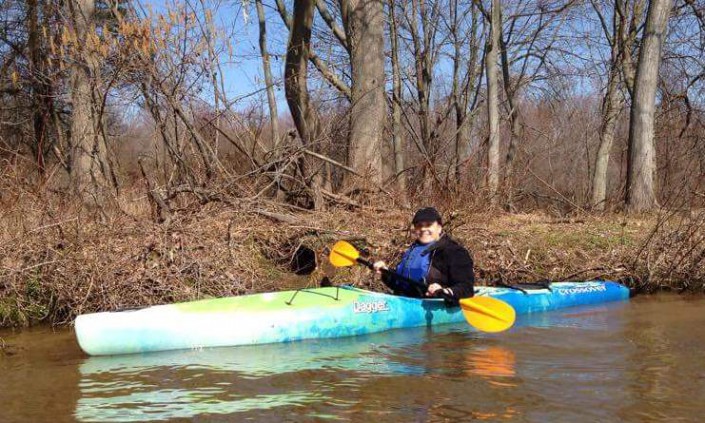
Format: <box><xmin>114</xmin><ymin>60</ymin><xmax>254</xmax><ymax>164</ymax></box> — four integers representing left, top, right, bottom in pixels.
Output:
<box><xmin>1</xmin><ymin>200</ymin><xmax>704</xmax><ymax>327</ymax></box>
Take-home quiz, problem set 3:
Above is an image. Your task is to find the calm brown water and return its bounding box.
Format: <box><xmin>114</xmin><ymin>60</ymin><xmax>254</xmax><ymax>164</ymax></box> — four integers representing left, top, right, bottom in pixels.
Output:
<box><xmin>1</xmin><ymin>294</ymin><xmax>704</xmax><ymax>422</ymax></box>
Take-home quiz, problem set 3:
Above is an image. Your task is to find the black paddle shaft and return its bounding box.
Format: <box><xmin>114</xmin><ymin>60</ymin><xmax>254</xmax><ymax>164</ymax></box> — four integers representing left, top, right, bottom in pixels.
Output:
<box><xmin>355</xmin><ymin>257</ymin><xmax>428</xmax><ymax>290</ymax></box>
<box><xmin>357</xmin><ymin>256</ymin><xmax>457</xmax><ymax>303</ymax></box>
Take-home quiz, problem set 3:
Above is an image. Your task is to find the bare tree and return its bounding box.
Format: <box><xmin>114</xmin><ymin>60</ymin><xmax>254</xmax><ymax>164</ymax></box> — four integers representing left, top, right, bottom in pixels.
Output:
<box><xmin>341</xmin><ymin>0</ymin><xmax>387</xmax><ymax>185</ymax></box>
<box><xmin>449</xmin><ymin>0</ymin><xmax>483</xmax><ymax>185</ymax></box>
<box><xmin>285</xmin><ymin>0</ymin><xmax>324</xmax><ymax>209</ymax></box>
<box><xmin>618</xmin><ymin>0</ymin><xmax>645</xmax><ymax>96</ymax></box>
<box><xmin>592</xmin><ymin>49</ymin><xmax>625</xmax><ymax>210</ymax></box>
<box><xmin>67</xmin><ymin>0</ymin><xmax>114</xmax><ymax>204</ymax></box>
<box><xmin>26</xmin><ymin>0</ymin><xmax>53</xmax><ymax>175</ymax></box>
<box><xmin>497</xmin><ymin>1</ymin><xmax>573</xmax><ymax>209</ymax></box>
<box><xmin>625</xmin><ymin>0</ymin><xmax>672</xmax><ymax>212</ymax></box>
<box><xmin>275</xmin><ymin>0</ymin><xmax>351</xmax><ymax>98</ymax></box>
<box><xmin>405</xmin><ymin>0</ymin><xmax>444</xmax><ymax>192</ymax></box>
<box><xmin>255</xmin><ymin>0</ymin><xmax>279</xmax><ymax>147</ymax></box>
<box><xmin>389</xmin><ymin>0</ymin><xmax>406</xmax><ymax>195</ymax></box>
<box><xmin>3</xmin><ymin>0</ymin><xmax>704</xmax><ymax>215</ymax></box>
<box><xmin>486</xmin><ymin>0</ymin><xmax>501</xmax><ymax>199</ymax></box>
<box><xmin>590</xmin><ymin>0</ymin><xmax>643</xmax><ymax>210</ymax></box>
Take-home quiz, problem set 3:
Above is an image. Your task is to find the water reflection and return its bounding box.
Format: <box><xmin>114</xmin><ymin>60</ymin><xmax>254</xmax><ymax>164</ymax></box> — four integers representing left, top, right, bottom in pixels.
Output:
<box><xmin>75</xmin><ymin>322</ymin><xmax>525</xmax><ymax>422</ymax></box>
<box><xmin>77</xmin><ymin>389</ymin><xmax>322</xmax><ymax>422</ymax></box>
<box><xmin>616</xmin><ymin>296</ymin><xmax>705</xmax><ymax>421</ymax></box>
<box><xmin>468</xmin><ymin>346</ymin><xmax>516</xmax><ymax>380</ymax></box>
<box><xmin>67</xmin><ymin>299</ymin><xmax>705</xmax><ymax>423</ymax></box>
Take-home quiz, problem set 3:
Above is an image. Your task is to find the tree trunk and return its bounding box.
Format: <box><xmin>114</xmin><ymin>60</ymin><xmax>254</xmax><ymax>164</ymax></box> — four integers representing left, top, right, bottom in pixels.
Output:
<box><xmin>409</xmin><ymin>0</ymin><xmax>435</xmax><ymax>192</ymax></box>
<box><xmin>256</xmin><ymin>0</ymin><xmax>279</xmax><ymax>148</ymax></box>
<box><xmin>27</xmin><ymin>0</ymin><xmax>50</xmax><ymax>176</ymax></box>
<box><xmin>486</xmin><ymin>0</ymin><xmax>501</xmax><ymax>199</ymax></box>
<box><xmin>455</xmin><ymin>109</ymin><xmax>470</xmax><ymax>183</ymax></box>
<box><xmin>591</xmin><ymin>57</ymin><xmax>624</xmax><ymax>210</ymax></box>
<box><xmin>592</xmin><ymin>73</ymin><xmax>623</xmax><ymax>211</ymax></box>
<box><xmin>499</xmin><ymin>14</ymin><xmax>521</xmax><ymax>209</ymax></box>
<box><xmin>450</xmin><ymin>0</ymin><xmax>461</xmax><ymax>186</ymax></box>
<box><xmin>68</xmin><ymin>0</ymin><xmax>112</xmax><ymax>205</ymax></box>
<box><xmin>27</xmin><ymin>0</ymin><xmax>61</xmax><ymax>177</ymax></box>
<box><xmin>342</xmin><ymin>0</ymin><xmax>387</xmax><ymax>186</ymax></box>
<box><xmin>452</xmin><ymin>0</ymin><xmax>480</xmax><ymax>185</ymax></box>
<box><xmin>275</xmin><ymin>0</ymin><xmax>351</xmax><ymax>98</ymax></box>
<box><xmin>625</xmin><ymin>0</ymin><xmax>672</xmax><ymax>212</ymax></box>
<box><xmin>389</xmin><ymin>0</ymin><xmax>406</xmax><ymax>196</ymax></box>
<box><xmin>284</xmin><ymin>0</ymin><xmax>324</xmax><ymax>210</ymax></box>
<box><xmin>618</xmin><ymin>0</ymin><xmax>646</xmax><ymax>98</ymax></box>
<box><xmin>255</xmin><ymin>0</ymin><xmax>284</xmax><ymax>200</ymax></box>
<box><xmin>285</xmin><ymin>0</ymin><xmax>316</xmax><ymax>145</ymax></box>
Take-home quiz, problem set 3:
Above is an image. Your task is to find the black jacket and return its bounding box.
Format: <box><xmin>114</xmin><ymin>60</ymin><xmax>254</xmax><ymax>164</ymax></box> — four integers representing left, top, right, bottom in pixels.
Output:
<box><xmin>382</xmin><ymin>235</ymin><xmax>475</xmax><ymax>302</ymax></box>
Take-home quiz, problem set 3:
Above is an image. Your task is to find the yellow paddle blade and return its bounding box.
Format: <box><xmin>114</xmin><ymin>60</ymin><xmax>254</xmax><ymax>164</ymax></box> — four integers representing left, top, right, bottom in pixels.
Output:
<box><xmin>329</xmin><ymin>241</ymin><xmax>361</xmax><ymax>267</ymax></box>
<box><xmin>459</xmin><ymin>296</ymin><xmax>516</xmax><ymax>333</ymax></box>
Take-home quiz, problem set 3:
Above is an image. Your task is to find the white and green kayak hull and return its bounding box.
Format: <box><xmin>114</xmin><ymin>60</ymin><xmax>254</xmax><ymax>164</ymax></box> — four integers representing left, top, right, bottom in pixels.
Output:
<box><xmin>75</xmin><ymin>281</ymin><xmax>630</xmax><ymax>356</ymax></box>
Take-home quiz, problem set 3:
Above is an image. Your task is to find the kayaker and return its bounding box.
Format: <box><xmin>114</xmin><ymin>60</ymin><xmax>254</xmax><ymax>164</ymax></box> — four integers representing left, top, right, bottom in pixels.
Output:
<box><xmin>372</xmin><ymin>207</ymin><xmax>475</xmax><ymax>304</ymax></box>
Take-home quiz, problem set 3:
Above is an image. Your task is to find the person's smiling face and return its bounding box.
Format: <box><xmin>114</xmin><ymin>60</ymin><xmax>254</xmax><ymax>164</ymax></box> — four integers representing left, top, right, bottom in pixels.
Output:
<box><xmin>414</xmin><ymin>221</ymin><xmax>442</xmax><ymax>244</ymax></box>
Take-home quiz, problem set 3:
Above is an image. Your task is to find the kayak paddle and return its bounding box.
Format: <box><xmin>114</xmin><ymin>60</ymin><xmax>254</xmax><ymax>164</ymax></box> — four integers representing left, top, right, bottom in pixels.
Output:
<box><xmin>329</xmin><ymin>240</ymin><xmax>516</xmax><ymax>333</ymax></box>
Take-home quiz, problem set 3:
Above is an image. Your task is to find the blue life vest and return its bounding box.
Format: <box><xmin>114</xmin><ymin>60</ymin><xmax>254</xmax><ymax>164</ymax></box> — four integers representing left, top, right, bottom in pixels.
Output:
<box><xmin>396</xmin><ymin>241</ymin><xmax>435</xmax><ymax>287</ymax></box>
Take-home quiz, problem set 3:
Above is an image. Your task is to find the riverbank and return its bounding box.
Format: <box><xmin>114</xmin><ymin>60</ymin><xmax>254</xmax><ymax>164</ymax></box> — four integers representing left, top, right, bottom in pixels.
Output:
<box><xmin>2</xmin><ymin>191</ymin><xmax>704</xmax><ymax>327</ymax></box>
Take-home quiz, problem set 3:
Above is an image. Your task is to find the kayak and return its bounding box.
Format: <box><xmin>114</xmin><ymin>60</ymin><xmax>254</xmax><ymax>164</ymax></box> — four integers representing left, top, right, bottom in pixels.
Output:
<box><xmin>75</xmin><ymin>281</ymin><xmax>630</xmax><ymax>356</ymax></box>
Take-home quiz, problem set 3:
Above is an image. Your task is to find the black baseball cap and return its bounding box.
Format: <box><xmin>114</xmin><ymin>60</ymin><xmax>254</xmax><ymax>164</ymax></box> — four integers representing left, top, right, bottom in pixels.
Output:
<box><xmin>412</xmin><ymin>207</ymin><xmax>442</xmax><ymax>225</ymax></box>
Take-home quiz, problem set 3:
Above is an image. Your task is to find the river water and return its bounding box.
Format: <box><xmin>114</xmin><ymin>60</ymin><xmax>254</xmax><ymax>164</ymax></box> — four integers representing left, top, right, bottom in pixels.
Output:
<box><xmin>1</xmin><ymin>294</ymin><xmax>704</xmax><ymax>422</ymax></box>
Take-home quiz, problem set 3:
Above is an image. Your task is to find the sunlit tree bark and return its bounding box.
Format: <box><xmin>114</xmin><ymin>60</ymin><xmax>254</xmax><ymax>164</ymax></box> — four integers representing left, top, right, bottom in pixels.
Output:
<box><xmin>284</xmin><ymin>0</ymin><xmax>324</xmax><ymax>209</ymax></box>
<box><xmin>341</xmin><ymin>0</ymin><xmax>387</xmax><ymax>185</ymax></box>
<box><xmin>68</xmin><ymin>0</ymin><xmax>113</xmax><ymax>204</ymax></box>
<box><xmin>388</xmin><ymin>0</ymin><xmax>406</xmax><ymax>196</ymax></box>
<box><xmin>486</xmin><ymin>0</ymin><xmax>501</xmax><ymax>199</ymax></box>
<box><xmin>256</xmin><ymin>0</ymin><xmax>279</xmax><ymax>147</ymax></box>
<box><xmin>626</xmin><ymin>0</ymin><xmax>672</xmax><ymax>212</ymax></box>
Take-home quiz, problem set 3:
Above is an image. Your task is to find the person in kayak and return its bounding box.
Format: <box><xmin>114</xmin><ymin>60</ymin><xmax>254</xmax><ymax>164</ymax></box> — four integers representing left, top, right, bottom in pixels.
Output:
<box><xmin>372</xmin><ymin>207</ymin><xmax>475</xmax><ymax>304</ymax></box>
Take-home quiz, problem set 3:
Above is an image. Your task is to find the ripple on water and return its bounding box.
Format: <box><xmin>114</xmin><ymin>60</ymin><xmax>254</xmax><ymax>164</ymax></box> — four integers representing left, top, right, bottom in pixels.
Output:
<box><xmin>3</xmin><ymin>295</ymin><xmax>705</xmax><ymax>422</ymax></box>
